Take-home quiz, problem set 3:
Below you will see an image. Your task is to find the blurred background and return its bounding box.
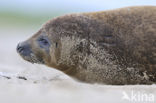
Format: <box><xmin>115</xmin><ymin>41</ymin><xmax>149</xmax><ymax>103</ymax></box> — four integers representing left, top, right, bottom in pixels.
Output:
<box><xmin>0</xmin><ymin>0</ymin><xmax>156</xmax><ymax>103</ymax></box>
<box><xmin>0</xmin><ymin>0</ymin><xmax>156</xmax><ymax>31</ymax></box>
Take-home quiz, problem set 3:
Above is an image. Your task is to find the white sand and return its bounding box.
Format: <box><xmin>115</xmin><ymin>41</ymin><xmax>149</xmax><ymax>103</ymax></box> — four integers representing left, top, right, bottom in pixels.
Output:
<box><xmin>0</xmin><ymin>28</ymin><xmax>155</xmax><ymax>103</ymax></box>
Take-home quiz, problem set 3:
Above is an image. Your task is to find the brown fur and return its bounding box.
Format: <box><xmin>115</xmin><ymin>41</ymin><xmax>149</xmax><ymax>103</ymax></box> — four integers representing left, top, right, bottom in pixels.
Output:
<box><xmin>19</xmin><ymin>6</ymin><xmax>156</xmax><ymax>85</ymax></box>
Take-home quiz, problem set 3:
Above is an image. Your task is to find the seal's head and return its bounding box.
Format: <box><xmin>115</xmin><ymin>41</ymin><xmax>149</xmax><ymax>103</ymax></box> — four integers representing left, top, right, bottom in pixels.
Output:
<box><xmin>17</xmin><ymin>29</ymin><xmax>52</xmax><ymax>65</ymax></box>
<box><xmin>16</xmin><ymin>15</ymin><xmax>86</xmax><ymax>70</ymax></box>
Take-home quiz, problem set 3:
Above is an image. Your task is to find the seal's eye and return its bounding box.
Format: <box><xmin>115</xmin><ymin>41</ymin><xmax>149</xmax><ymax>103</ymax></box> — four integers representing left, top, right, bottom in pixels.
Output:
<box><xmin>39</xmin><ymin>38</ymin><xmax>49</xmax><ymax>45</ymax></box>
<box><xmin>38</xmin><ymin>36</ymin><xmax>50</xmax><ymax>49</ymax></box>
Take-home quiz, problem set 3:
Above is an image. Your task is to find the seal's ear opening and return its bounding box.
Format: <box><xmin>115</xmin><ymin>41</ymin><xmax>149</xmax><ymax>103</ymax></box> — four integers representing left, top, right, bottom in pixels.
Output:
<box><xmin>55</xmin><ymin>42</ymin><xmax>58</xmax><ymax>48</ymax></box>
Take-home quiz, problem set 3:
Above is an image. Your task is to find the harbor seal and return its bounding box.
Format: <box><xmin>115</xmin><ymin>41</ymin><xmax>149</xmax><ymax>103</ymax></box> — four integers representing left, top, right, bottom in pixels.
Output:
<box><xmin>17</xmin><ymin>6</ymin><xmax>156</xmax><ymax>85</ymax></box>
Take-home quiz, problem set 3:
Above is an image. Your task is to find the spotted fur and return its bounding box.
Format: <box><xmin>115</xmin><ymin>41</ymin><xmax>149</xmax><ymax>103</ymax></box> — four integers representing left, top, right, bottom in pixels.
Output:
<box><xmin>19</xmin><ymin>6</ymin><xmax>156</xmax><ymax>85</ymax></box>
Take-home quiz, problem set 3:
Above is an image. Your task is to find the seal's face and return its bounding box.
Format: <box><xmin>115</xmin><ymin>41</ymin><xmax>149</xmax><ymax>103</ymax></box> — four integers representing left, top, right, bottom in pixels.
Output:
<box><xmin>17</xmin><ymin>29</ymin><xmax>52</xmax><ymax>65</ymax></box>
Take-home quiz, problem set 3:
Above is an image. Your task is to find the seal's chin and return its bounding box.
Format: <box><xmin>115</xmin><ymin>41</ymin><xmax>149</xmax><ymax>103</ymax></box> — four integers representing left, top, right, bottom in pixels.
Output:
<box><xmin>21</xmin><ymin>53</ymin><xmax>44</xmax><ymax>64</ymax></box>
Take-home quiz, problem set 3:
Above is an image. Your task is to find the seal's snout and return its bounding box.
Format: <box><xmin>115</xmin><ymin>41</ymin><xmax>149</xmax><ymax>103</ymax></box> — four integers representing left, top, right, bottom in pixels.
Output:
<box><xmin>17</xmin><ymin>42</ymin><xmax>32</xmax><ymax>56</ymax></box>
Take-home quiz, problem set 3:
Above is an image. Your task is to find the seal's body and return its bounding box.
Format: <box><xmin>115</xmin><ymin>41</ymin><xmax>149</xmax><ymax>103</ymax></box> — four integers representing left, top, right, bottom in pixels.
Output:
<box><xmin>17</xmin><ymin>6</ymin><xmax>156</xmax><ymax>85</ymax></box>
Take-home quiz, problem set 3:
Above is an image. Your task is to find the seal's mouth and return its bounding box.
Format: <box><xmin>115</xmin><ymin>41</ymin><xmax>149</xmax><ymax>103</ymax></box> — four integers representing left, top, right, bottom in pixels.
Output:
<box><xmin>21</xmin><ymin>53</ymin><xmax>44</xmax><ymax>64</ymax></box>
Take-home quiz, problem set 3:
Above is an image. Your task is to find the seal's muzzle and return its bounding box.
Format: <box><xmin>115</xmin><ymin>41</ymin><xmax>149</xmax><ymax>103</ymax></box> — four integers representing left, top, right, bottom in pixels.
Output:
<box><xmin>17</xmin><ymin>41</ymin><xmax>44</xmax><ymax>64</ymax></box>
<box><xmin>17</xmin><ymin>42</ymin><xmax>32</xmax><ymax>56</ymax></box>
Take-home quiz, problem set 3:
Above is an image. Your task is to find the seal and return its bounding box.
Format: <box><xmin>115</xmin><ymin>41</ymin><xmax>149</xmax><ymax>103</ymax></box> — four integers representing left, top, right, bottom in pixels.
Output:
<box><xmin>17</xmin><ymin>6</ymin><xmax>156</xmax><ymax>85</ymax></box>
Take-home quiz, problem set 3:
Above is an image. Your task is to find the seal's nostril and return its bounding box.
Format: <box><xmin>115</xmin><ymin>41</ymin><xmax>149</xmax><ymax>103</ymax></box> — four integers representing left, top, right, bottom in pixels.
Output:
<box><xmin>17</xmin><ymin>47</ymin><xmax>24</xmax><ymax>53</ymax></box>
<box><xmin>17</xmin><ymin>43</ymin><xmax>24</xmax><ymax>53</ymax></box>
<box><xmin>17</xmin><ymin>43</ymin><xmax>26</xmax><ymax>54</ymax></box>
